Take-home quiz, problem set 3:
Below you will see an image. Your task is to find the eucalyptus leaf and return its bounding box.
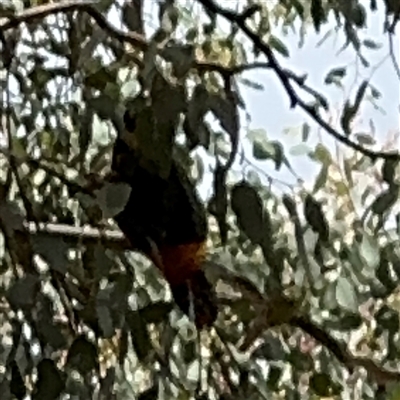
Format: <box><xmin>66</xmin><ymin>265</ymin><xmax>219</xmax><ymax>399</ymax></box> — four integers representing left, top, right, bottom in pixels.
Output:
<box><xmin>335</xmin><ymin>277</ymin><xmax>358</xmax><ymax>312</ymax></box>
<box><xmin>359</xmin><ymin>233</ymin><xmax>380</xmax><ymax>270</ymax></box>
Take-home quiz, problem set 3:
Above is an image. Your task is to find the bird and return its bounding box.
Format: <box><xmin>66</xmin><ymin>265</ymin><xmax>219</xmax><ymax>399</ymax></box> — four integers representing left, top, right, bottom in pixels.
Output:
<box><xmin>111</xmin><ymin>99</ymin><xmax>218</xmax><ymax>328</ymax></box>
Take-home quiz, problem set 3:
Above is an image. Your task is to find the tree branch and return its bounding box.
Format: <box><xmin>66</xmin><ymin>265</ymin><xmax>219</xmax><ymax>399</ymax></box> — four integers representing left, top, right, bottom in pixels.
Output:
<box><xmin>0</xmin><ymin>1</ymin><xmax>270</xmax><ymax>80</ymax></box>
<box><xmin>21</xmin><ymin>220</ymin><xmax>400</xmax><ymax>384</ymax></box>
<box><xmin>196</xmin><ymin>0</ymin><xmax>400</xmax><ymax>163</ymax></box>
<box><xmin>24</xmin><ymin>221</ymin><xmax>131</xmax><ymax>250</ymax></box>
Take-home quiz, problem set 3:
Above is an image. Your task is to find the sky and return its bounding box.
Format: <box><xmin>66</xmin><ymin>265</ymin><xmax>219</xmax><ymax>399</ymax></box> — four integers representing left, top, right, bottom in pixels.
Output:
<box><xmin>238</xmin><ymin>3</ymin><xmax>399</xmax><ymax>191</ymax></box>
<box><xmin>1</xmin><ymin>0</ymin><xmax>398</xmax><ymax>199</ymax></box>
<box><xmin>139</xmin><ymin>0</ymin><xmax>400</xmax><ymax>198</ymax></box>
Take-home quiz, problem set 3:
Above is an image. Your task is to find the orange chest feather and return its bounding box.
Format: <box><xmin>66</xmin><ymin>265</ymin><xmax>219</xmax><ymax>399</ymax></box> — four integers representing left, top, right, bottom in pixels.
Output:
<box><xmin>158</xmin><ymin>241</ymin><xmax>207</xmax><ymax>286</ymax></box>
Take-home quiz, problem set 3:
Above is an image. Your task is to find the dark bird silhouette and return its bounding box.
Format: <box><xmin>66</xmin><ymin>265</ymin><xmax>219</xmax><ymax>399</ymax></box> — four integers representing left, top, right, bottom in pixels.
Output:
<box><xmin>111</xmin><ymin>101</ymin><xmax>218</xmax><ymax>328</ymax></box>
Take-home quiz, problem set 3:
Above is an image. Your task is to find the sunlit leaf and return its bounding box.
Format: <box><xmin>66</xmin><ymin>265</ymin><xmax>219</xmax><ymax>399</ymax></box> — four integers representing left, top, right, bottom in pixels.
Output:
<box><xmin>359</xmin><ymin>233</ymin><xmax>380</xmax><ymax>270</ymax></box>
<box><xmin>335</xmin><ymin>277</ymin><xmax>358</xmax><ymax>312</ymax></box>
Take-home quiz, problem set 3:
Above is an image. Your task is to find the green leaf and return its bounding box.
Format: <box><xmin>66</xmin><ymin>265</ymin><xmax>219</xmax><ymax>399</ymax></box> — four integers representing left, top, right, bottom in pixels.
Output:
<box><xmin>310</xmin><ymin>372</ymin><xmax>338</xmax><ymax>397</ymax></box>
<box><xmin>247</xmin><ymin>128</ymin><xmax>268</xmax><ymax>143</ymax></box>
<box><xmin>127</xmin><ymin>311</ymin><xmax>153</xmax><ymax>363</ymax></box>
<box><xmin>311</xmin><ymin>143</ymin><xmax>332</xmax><ymax>165</ymax></box>
<box><xmin>324</xmin><ymin>66</ymin><xmax>347</xmax><ymax>84</ymax></box>
<box><xmin>382</xmin><ymin>158</ymin><xmax>398</xmax><ymax>184</ymax></box>
<box><xmin>335</xmin><ymin>277</ymin><xmax>358</xmax><ymax>312</ymax></box>
<box><xmin>363</xmin><ymin>39</ymin><xmax>382</xmax><ymax>49</ymax></box>
<box><xmin>140</xmin><ymin>301</ymin><xmax>173</xmax><ymax>324</ymax></box>
<box><xmin>66</xmin><ymin>336</ymin><xmax>98</xmax><ymax>375</ymax></box>
<box><xmin>267</xmin><ymin>365</ymin><xmax>283</xmax><ymax>390</ymax></box>
<box><xmin>376</xmin><ymin>257</ymin><xmax>396</xmax><ymax>293</ymax></box>
<box><xmin>354</xmin><ymin>80</ymin><xmax>369</xmax><ymax>111</ymax></box>
<box><xmin>313</xmin><ymin>165</ymin><xmax>329</xmax><ymax>193</ymax></box>
<box><xmin>32</xmin><ymin>236</ymin><xmax>69</xmax><ymax>274</ymax></box>
<box><xmin>369</xmin><ymin>84</ymin><xmax>381</xmax><ymax>99</ymax></box>
<box><xmin>268</xmin><ymin>35</ymin><xmax>290</xmax><ymax>57</ymax></box>
<box><xmin>231</xmin><ymin>181</ymin><xmax>271</xmax><ymax>246</ymax></box>
<box><xmin>370</xmin><ymin>187</ymin><xmax>398</xmax><ymax>215</ymax></box>
<box><xmin>252</xmin><ymin>334</ymin><xmax>286</xmax><ymax>360</ymax></box>
<box><xmin>240</xmin><ymin>77</ymin><xmax>264</xmax><ymax>91</ymax></box>
<box><xmin>33</xmin><ymin>359</ymin><xmax>65</xmax><ymax>400</ymax></box>
<box><xmin>289</xmin><ymin>143</ymin><xmax>312</xmax><ymax>156</ymax></box>
<box><xmin>354</xmin><ymin>133</ymin><xmax>375</xmax><ymax>146</ymax></box>
<box><xmin>325</xmin><ymin>313</ymin><xmax>363</xmax><ymax>331</ymax></box>
<box><xmin>253</xmin><ymin>139</ymin><xmax>285</xmax><ymax>170</ymax></box>
<box><xmin>387</xmin><ymin>383</ymin><xmax>400</xmax><ymax>400</ymax></box>
<box><xmin>7</xmin><ymin>274</ymin><xmax>40</xmax><ymax>310</ymax></box>
<box><xmin>84</xmin><ymin>66</ymin><xmax>117</xmax><ymax>91</ymax></box>
<box><xmin>95</xmin><ymin>182</ymin><xmax>132</xmax><ymax>219</ymax></box>
<box><xmin>359</xmin><ymin>233</ymin><xmax>380</xmax><ymax>270</ymax></box>
<box><xmin>137</xmin><ymin>385</ymin><xmax>158</xmax><ymax>400</ymax></box>
<box><xmin>310</xmin><ymin>0</ymin><xmax>326</xmax><ymax>33</ymax></box>
<box><xmin>340</xmin><ymin>100</ymin><xmax>357</xmax><ymax>135</ymax></box>
<box><xmin>304</xmin><ymin>194</ymin><xmax>329</xmax><ymax>242</ymax></box>
<box><xmin>343</xmin><ymin>157</ymin><xmax>354</xmax><ymax>186</ymax></box>
<box><xmin>301</xmin><ymin>122</ymin><xmax>311</xmax><ymax>142</ymax></box>
<box><xmin>375</xmin><ymin>305</ymin><xmax>399</xmax><ymax>333</ymax></box>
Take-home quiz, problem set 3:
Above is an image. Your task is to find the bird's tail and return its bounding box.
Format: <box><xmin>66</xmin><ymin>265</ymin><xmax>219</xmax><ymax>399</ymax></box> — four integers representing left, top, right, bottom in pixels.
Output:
<box><xmin>170</xmin><ymin>269</ymin><xmax>218</xmax><ymax>328</ymax></box>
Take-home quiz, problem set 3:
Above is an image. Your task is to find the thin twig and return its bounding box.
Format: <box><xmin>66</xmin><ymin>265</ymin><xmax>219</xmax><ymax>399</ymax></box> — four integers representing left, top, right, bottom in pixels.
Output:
<box><xmin>196</xmin><ymin>0</ymin><xmax>400</xmax><ymax>163</ymax></box>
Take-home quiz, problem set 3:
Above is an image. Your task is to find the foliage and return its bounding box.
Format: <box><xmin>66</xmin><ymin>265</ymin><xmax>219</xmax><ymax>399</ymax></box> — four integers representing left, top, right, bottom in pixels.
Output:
<box><xmin>0</xmin><ymin>0</ymin><xmax>399</xmax><ymax>399</ymax></box>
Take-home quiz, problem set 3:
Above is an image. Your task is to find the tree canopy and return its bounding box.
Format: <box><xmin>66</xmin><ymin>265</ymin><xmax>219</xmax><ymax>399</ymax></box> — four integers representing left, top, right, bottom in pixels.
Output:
<box><xmin>0</xmin><ymin>0</ymin><xmax>399</xmax><ymax>399</ymax></box>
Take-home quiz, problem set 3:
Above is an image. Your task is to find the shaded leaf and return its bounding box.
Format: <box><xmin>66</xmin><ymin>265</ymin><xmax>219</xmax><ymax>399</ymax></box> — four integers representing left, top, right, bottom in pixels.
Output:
<box><xmin>10</xmin><ymin>361</ymin><xmax>25</xmax><ymax>400</ymax></box>
<box><xmin>209</xmin><ymin>92</ymin><xmax>239</xmax><ymax>165</ymax></box>
<box><xmin>375</xmin><ymin>305</ymin><xmax>399</xmax><ymax>333</ymax></box>
<box><xmin>7</xmin><ymin>274</ymin><xmax>40</xmax><ymax>310</ymax></box>
<box><xmin>96</xmin><ymin>181</ymin><xmax>132</xmax><ymax>219</ymax></box>
<box><xmin>33</xmin><ymin>359</ymin><xmax>65</xmax><ymax>400</ymax></box>
<box><xmin>122</xmin><ymin>0</ymin><xmax>144</xmax><ymax>34</ymax></box>
<box><xmin>313</xmin><ymin>165</ymin><xmax>329</xmax><ymax>193</ymax></box>
<box><xmin>354</xmin><ymin>80</ymin><xmax>368</xmax><ymax>112</ymax></box>
<box><xmin>37</xmin><ymin>321</ymin><xmax>67</xmax><ymax>350</ymax></box>
<box><xmin>66</xmin><ymin>335</ymin><xmax>98</xmax><ymax>375</ymax></box>
<box><xmin>301</xmin><ymin>122</ymin><xmax>311</xmax><ymax>142</ymax></box>
<box><xmin>310</xmin><ymin>372</ymin><xmax>337</xmax><ymax>397</ymax></box>
<box><xmin>311</xmin><ymin>0</ymin><xmax>326</xmax><ymax>32</ymax></box>
<box><xmin>211</xmin><ymin>163</ymin><xmax>229</xmax><ymax>244</ymax></box>
<box><xmin>354</xmin><ymin>133</ymin><xmax>375</xmax><ymax>146</ymax></box>
<box><xmin>343</xmin><ymin>157</ymin><xmax>354</xmax><ymax>186</ymax></box>
<box><xmin>324</xmin><ymin>66</ymin><xmax>347</xmax><ymax>84</ymax></box>
<box><xmin>163</xmin><ymin>44</ymin><xmax>195</xmax><ymax>79</ymax></box>
<box><xmin>253</xmin><ymin>139</ymin><xmax>285</xmax><ymax>170</ymax></box>
<box><xmin>282</xmin><ymin>194</ymin><xmax>298</xmax><ymax>218</ymax></box>
<box><xmin>96</xmin><ymin>303</ymin><xmax>114</xmax><ymax>338</ymax></box>
<box><xmin>325</xmin><ymin>313</ymin><xmax>363</xmax><ymax>331</ymax></box>
<box><xmin>88</xmin><ymin>94</ymin><xmax>119</xmax><ymax>121</ymax></box>
<box><xmin>268</xmin><ymin>35</ymin><xmax>289</xmax><ymax>57</ymax></box>
<box><xmin>138</xmin><ymin>385</ymin><xmax>158</xmax><ymax>400</ymax></box>
<box><xmin>84</xmin><ymin>66</ymin><xmax>117</xmax><ymax>91</ymax></box>
<box><xmin>340</xmin><ymin>100</ymin><xmax>357</xmax><ymax>135</ymax></box>
<box><xmin>32</xmin><ymin>236</ymin><xmax>69</xmax><ymax>274</ymax></box>
<box><xmin>184</xmin><ymin>84</ymin><xmax>210</xmax><ymax>149</ymax></box>
<box><xmin>370</xmin><ymin>187</ymin><xmax>398</xmax><ymax>215</ymax></box>
<box><xmin>304</xmin><ymin>194</ymin><xmax>329</xmax><ymax>242</ymax></box>
<box><xmin>183</xmin><ymin>341</ymin><xmax>197</xmax><ymax>364</ymax></box>
<box><xmin>231</xmin><ymin>181</ymin><xmax>270</xmax><ymax>246</ymax></box>
<box><xmin>382</xmin><ymin>158</ymin><xmax>398</xmax><ymax>185</ymax></box>
<box><xmin>252</xmin><ymin>334</ymin><xmax>286</xmax><ymax>360</ymax></box>
<box><xmin>363</xmin><ymin>38</ymin><xmax>382</xmax><ymax>49</ymax></box>
<box><xmin>140</xmin><ymin>301</ymin><xmax>173</xmax><ymax>324</ymax></box>
<box><xmin>127</xmin><ymin>310</ymin><xmax>153</xmax><ymax>363</ymax></box>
